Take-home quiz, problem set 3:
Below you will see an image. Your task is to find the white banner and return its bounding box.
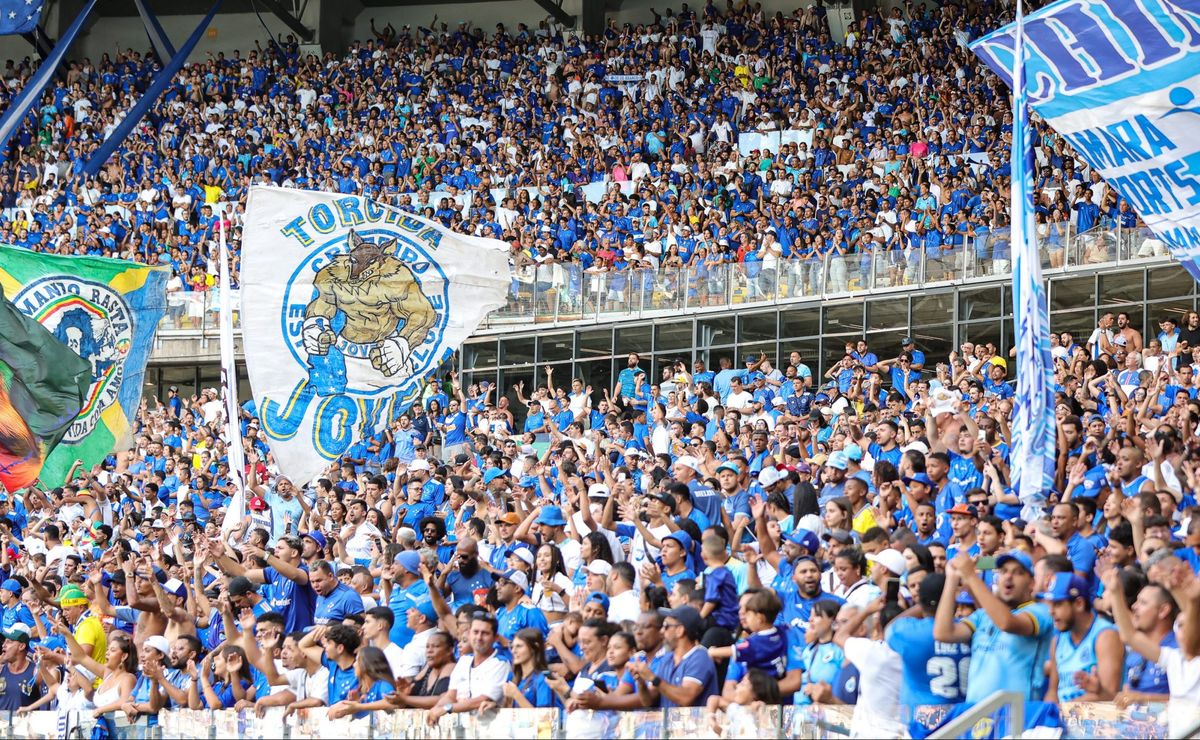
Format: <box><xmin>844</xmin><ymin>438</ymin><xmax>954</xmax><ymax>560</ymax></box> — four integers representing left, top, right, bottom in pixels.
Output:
<box><xmin>972</xmin><ymin>0</ymin><xmax>1200</xmax><ymax>283</ymax></box>
<box><xmin>240</xmin><ymin>187</ymin><xmax>510</xmax><ymax>485</ymax></box>
<box><xmin>218</xmin><ymin>220</ymin><xmax>248</xmax><ymax>534</ymax></box>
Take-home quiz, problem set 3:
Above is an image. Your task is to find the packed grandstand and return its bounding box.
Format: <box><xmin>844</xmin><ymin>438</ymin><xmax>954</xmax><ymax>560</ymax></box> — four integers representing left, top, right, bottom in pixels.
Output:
<box><xmin>0</xmin><ymin>0</ymin><xmax>1196</xmax><ymax>738</ymax></box>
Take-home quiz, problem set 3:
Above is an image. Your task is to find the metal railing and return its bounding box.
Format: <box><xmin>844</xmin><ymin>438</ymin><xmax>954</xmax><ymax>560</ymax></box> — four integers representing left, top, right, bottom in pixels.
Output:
<box><xmin>152</xmin><ymin>223</ymin><xmax>1169</xmax><ymax>336</ymax></box>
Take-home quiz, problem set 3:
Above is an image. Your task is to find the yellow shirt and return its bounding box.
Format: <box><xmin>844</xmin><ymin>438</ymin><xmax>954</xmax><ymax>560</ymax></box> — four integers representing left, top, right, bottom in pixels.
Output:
<box><xmin>851</xmin><ymin>505</ymin><xmax>878</xmax><ymax>536</ymax></box>
<box><xmin>74</xmin><ymin>613</ymin><xmax>107</xmax><ymax>666</ymax></box>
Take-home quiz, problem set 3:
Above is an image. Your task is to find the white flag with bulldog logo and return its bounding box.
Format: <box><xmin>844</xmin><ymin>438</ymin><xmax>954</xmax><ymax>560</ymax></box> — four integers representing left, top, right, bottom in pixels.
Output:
<box><xmin>241</xmin><ymin>186</ymin><xmax>510</xmax><ymax>485</ymax></box>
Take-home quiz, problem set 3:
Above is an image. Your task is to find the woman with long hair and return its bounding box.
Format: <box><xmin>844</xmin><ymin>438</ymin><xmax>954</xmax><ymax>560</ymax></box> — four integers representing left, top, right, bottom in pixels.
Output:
<box><xmin>531</xmin><ymin>543</ymin><xmax>574</xmax><ymax>623</ymax></box>
<box><xmin>501</xmin><ymin>628</ymin><xmax>561</xmax><ymax>709</ymax></box>
<box><xmin>61</xmin><ymin>628</ymin><xmax>137</xmax><ymax>734</ymax></box>
<box><xmin>195</xmin><ymin>644</ymin><xmax>254</xmax><ymax>709</ymax></box>
<box><xmin>571</xmin><ymin>532</ymin><xmax>615</xmax><ymax>591</ymax></box>
<box><xmin>327</xmin><ymin>646</ymin><xmax>396</xmax><ymax>719</ymax></box>
<box><xmin>798</xmin><ymin>599</ymin><xmax>845</xmax><ymax>705</ymax></box>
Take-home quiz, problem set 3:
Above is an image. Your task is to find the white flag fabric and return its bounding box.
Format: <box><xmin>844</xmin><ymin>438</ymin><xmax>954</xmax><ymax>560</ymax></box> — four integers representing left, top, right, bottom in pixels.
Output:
<box><xmin>1007</xmin><ymin>0</ymin><xmax>1055</xmax><ymax>520</ymax></box>
<box><xmin>218</xmin><ymin>219</ymin><xmax>248</xmax><ymax>535</ymax></box>
<box><xmin>241</xmin><ymin>186</ymin><xmax>510</xmax><ymax>485</ymax></box>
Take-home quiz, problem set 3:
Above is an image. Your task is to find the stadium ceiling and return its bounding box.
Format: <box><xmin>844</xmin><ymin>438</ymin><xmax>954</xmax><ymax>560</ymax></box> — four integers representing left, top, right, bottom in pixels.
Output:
<box><xmin>87</xmin><ymin>0</ymin><xmax>586</xmax><ymax>41</ymax></box>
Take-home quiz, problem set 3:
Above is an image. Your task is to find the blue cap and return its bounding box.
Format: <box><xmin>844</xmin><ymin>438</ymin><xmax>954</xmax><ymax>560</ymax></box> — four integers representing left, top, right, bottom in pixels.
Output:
<box><xmin>813</xmin><ymin>393</ymin><xmax>830</xmax><ymax>403</ymax></box>
<box><xmin>663</xmin><ymin>531</ymin><xmax>693</xmax><ymax>552</ymax></box>
<box><xmin>825</xmin><ymin>452</ymin><xmax>848</xmax><ymax>471</ymax></box>
<box><xmin>302</xmin><ymin>531</ymin><xmax>327</xmax><ymax>551</ymax></box>
<box><xmin>995</xmin><ymin>550</ymin><xmax>1035</xmax><ymax>576</ymax></box>
<box><xmin>517</xmin><ymin>476</ymin><xmax>538</xmax><ymax>489</ymax></box>
<box><xmin>536</xmin><ymin>506</ymin><xmax>567</xmax><ymax>527</ymax></box>
<box><xmin>1038</xmin><ymin>572</ymin><xmax>1091</xmax><ymax>604</ymax></box>
<box><xmin>955</xmin><ymin>590</ymin><xmax>975</xmax><ymax>606</ymax></box>
<box><xmin>715</xmin><ymin>461</ymin><xmax>741</xmax><ymax>475</ymax></box>
<box><xmin>410</xmin><ymin>598</ymin><xmax>438</xmax><ymax>624</ymax></box>
<box><xmin>394</xmin><ymin>550</ymin><xmax>422</xmax><ymax>575</ymax></box>
<box><xmin>483</xmin><ymin>468</ymin><xmax>510</xmax><ymax>484</ymax></box>
<box><xmin>0</xmin><ymin>579</ymin><xmax>20</xmax><ymax>594</ymax></box>
<box><xmin>748</xmin><ymin>371</ymin><xmax>765</xmax><ymax>382</ymax></box>
<box><xmin>843</xmin><ymin>443</ymin><xmax>863</xmax><ymax>461</ymax></box>
<box><xmin>902</xmin><ymin>473</ymin><xmax>936</xmax><ymax>488</ymax></box>
<box><xmin>586</xmin><ymin>591</ymin><xmax>611</xmax><ymax>610</ymax></box>
<box><xmin>787</xmin><ymin>529</ymin><xmax>819</xmax><ymax>554</ymax></box>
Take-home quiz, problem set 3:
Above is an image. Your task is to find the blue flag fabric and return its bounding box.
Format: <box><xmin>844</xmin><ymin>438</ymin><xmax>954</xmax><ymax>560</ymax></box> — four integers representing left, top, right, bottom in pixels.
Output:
<box><xmin>0</xmin><ymin>0</ymin><xmax>95</xmax><ymax>153</ymax></box>
<box><xmin>0</xmin><ymin>0</ymin><xmax>44</xmax><ymax>36</ymax></box>
<box><xmin>1000</xmin><ymin>0</ymin><xmax>1057</xmax><ymax>517</ymax></box>
<box><xmin>81</xmin><ymin>0</ymin><xmax>222</xmax><ymax>178</ymax></box>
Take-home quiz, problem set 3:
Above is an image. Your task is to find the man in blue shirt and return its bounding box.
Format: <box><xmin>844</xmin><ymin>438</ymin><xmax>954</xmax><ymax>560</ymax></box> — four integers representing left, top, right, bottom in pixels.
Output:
<box><xmin>442</xmin><ymin>537</ymin><xmax>494</xmax><ymax>610</ymax></box>
<box><xmin>886</xmin><ymin>573</ymin><xmax>969</xmax><ymax>733</ymax></box>
<box><xmin>311</xmin><ymin>561</ymin><xmax>365</xmax><ymax>626</ymax></box>
<box><xmin>934</xmin><ymin>550</ymin><xmax>1054</xmax><ymax>704</ymax></box>
<box><xmin>628</xmin><ymin>605</ymin><xmax>718</xmax><ymax>708</ymax></box>
<box><xmin>495</xmin><ymin>570</ymin><xmax>548</xmax><ymax>645</ymax></box>
<box><xmin>615</xmin><ymin>352</ymin><xmax>645</xmax><ymax>401</ymax></box>
<box><xmin>385</xmin><ymin>551</ymin><xmax>431</xmax><ymax>646</ymax></box>
<box><xmin>215</xmin><ymin>534</ymin><xmax>317</xmax><ymax>634</ymax></box>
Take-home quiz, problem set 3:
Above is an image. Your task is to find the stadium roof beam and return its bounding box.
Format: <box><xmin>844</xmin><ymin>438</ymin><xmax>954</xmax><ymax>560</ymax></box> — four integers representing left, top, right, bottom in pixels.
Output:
<box><xmin>530</xmin><ymin>0</ymin><xmax>576</xmax><ymax>29</ymax></box>
<box><xmin>255</xmin><ymin>0</ymin><xmax>315</xmax><ymax>41</ymax></box>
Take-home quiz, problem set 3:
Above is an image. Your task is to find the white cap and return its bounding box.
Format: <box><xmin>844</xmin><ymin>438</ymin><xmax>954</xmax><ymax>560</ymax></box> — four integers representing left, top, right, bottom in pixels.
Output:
<box><xmin>143</xmin><ymin>635</ymin><xmax>171</xmax><ymax>656</ymax></box>
<box><xmin>674</xmin><ymin>455</ymin><xmax>704</xmax><ymax>475</ymax></box>
<box><xmin>503</xmin><ymin>570</ymin><xmax>529</xmax><ymax>591</ymax></box>
<box><xmin>867</xmin><ymin>548</ymin><xmax>908</xmax><ymax>577</ymax></box>
<box><xmin>901</xmin><ymin>440</ymin><xmax>929</xmax><ymax>455</ymax></box>
<box><xmin>409</xmin><ymin>459</ymin><xmax>432</xmax><ymax>472</ymax></box>
<box><xmin>511</xmin><ymin>547</ymin><xmax>535</xmax><ymax>566</ymax></box>
<box><xmin>757</xmin><ymin>466</ymin><xmax>787</xmax><ymax>488</ymax></box>
<box><xmin>584</xmin><ymin>560</ymin><xmax>613</xmax><ymax>576</ymax></box>
<box><xmin>587</xmin><ymin>483</ymin><xmax>610</xmax><ymax>499</ymax></box>
<box><xmin>520</xmin><ymin>444</ymin><xmax>537</xmax><ymax>456</ymax></box>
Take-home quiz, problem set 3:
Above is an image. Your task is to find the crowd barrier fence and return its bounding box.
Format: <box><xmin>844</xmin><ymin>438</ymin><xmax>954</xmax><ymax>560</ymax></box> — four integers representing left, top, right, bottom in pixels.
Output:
<box><xmin>0</xmin><ymin>700</ymin><xmax>1181</xmax><ymax>739</ymax></box>
<box><xmin>153</xmin><ymin>223</ymin><xmax>1168</xmax><ymax>335</ymax></box>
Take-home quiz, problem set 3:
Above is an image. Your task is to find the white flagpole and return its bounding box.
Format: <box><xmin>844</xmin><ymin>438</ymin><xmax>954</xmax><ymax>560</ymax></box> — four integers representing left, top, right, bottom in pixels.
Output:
<box><xmin>218</xmin><ymin>218</ymin><xmax>248</xmax><ymax>536</ymax></box>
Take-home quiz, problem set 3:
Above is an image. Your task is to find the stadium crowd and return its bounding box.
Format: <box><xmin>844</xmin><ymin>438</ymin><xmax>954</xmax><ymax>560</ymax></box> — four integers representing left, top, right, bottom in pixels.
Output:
<box><xmin>0</xmin><ymin>0</ymin><xmax>1196</xmax><ymax>737</ymax></box>
<box><xmin>0</xmin><ymin>0</ymin><xmax>1145</xmax><ymax>299</ymax></box>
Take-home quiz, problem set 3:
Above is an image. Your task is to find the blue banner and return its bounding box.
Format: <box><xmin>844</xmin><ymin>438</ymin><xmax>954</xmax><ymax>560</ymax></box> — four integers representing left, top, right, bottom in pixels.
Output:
<box><xmin>81</xmin><ymin>0</ymin><xmax>222</xmax><ymax>179</ymax></box>
<box><xmin>0</xmin><ymin>0</ymin><xmax>95</xmax><ymax>152</ymax></box>
<box><xmin>971</xmin><ymin>0</ymin><xmax>1200</xmax><ymax>282</ymax></box>
<box><xmin>1002</xmin><ymin>1</ymin><xmax>1057</xmax><ymax>514</ymax></box>
<box><xmin>0</xmin><ymin>0</ymin><xmax>43</xmax><ymax>36</ymax></box>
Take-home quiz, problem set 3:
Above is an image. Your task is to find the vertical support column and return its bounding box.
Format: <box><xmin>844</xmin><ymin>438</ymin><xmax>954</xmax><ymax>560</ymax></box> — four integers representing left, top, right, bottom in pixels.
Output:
<box><xmin>580</xmin><ymin>0</ymin><xmax>605</xmax><ymax>36</ymax></box>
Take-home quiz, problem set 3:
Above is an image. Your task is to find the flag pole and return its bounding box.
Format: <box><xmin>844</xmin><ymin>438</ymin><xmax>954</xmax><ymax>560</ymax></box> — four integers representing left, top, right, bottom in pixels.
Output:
<box><xmin>218</xmin><ymin>217</ymin><xmax>248</xmax><ymax>536</ymax></box>
<box><xmin>1010</xmin><ymin>0</ymin><xmax>1056</xmax><ymax>520</ymax></box>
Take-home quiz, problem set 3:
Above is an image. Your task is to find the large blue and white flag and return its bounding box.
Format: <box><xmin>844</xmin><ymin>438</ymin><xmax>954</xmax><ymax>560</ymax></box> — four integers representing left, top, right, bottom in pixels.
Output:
<box><xmin>241</xmin><ymin>187</ymin><xmax>510</xmax><ymax>484</ymax></box>
<box><xmin>1003</xmin><ymin>0</ymin><xmax>1057</xmax><ymax>516</ymax></box>
<box><xmin>0</xmin><ymin>0</ymin><xmax>44</xmax><ymax>36</ymax></box>
<box><xmin>972</xmin><ymin>0</ymin><xmax>1200</xmax><ymax>282</ymax></box>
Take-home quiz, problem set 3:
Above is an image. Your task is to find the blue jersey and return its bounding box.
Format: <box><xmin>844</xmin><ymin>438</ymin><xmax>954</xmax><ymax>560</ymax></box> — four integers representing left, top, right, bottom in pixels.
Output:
<box><xmin>730</xmin><ymin>627</ymin><xmax>789</xmax><ymax>679</ymax></box>
<box><xmin>885</xmin><ymin>616</ymin><xmax>970</xmax><ymax>707</ymax></box>
<box><xmin>797</xmin><ymin>640</ymin><xmax>843</xmax><ymax>705</ymax></box>
<box><xmin>261</xmin><ymin>565</ymin><xmax>317</xmax><ymax>633</ymax></box>
<box><xmin>1126</xmin><ymin>631</ymin><xmax>1176</xmax><ymax>695</ymax></box>
<box><xmin>497</xmin><ymin>603</ymin><xmax>549</xmax><ymax>642</ymax></box>
<box><xmin>700</xmin><ymin>566</ymin><xmax>739</xmax><ymax>631</ymax></box>
<box><xmin>964</xmin><ymin>601</ymin><xmax>1054</xmax><ymax>703</ymax></box>
<box><xmin>688</xmin><ymin>479</ymin><xmax>722</xmax><ymax>525</ymax></box>
<box><xmin>1053</xmin><ymin>615</ymin><xmax>1119</xmax><ymax>703</ymax></box>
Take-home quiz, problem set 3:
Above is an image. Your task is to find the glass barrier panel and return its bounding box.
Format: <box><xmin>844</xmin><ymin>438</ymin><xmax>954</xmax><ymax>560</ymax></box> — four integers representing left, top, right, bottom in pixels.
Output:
<box><xmin>1125</xmin><ymin>227</ymin><xmax>1167</xmax><ymax>262</ymax></box>
<box><xmin>285</xmin><ymin>707</ymin><xmax>370</xmax><ymax>740</ymax></box>
<box><xmin>1058</xmin><ymin>701</ymin><xmax>1170</xmax><ymax>740</ymax></box>
<box><xmin>922</xmin><ymin>247</ymin><xmax>957</xmax><ymax>284</ymax></box>
<box><xmin>785</xmin><ymin>704</ymin><xmax>855</xmax><ymax>738</ymax></box>
<box><xmin>666</xmin><ymin>704</ymin><xmax>782</xmax><ymax>739</ymax></box>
